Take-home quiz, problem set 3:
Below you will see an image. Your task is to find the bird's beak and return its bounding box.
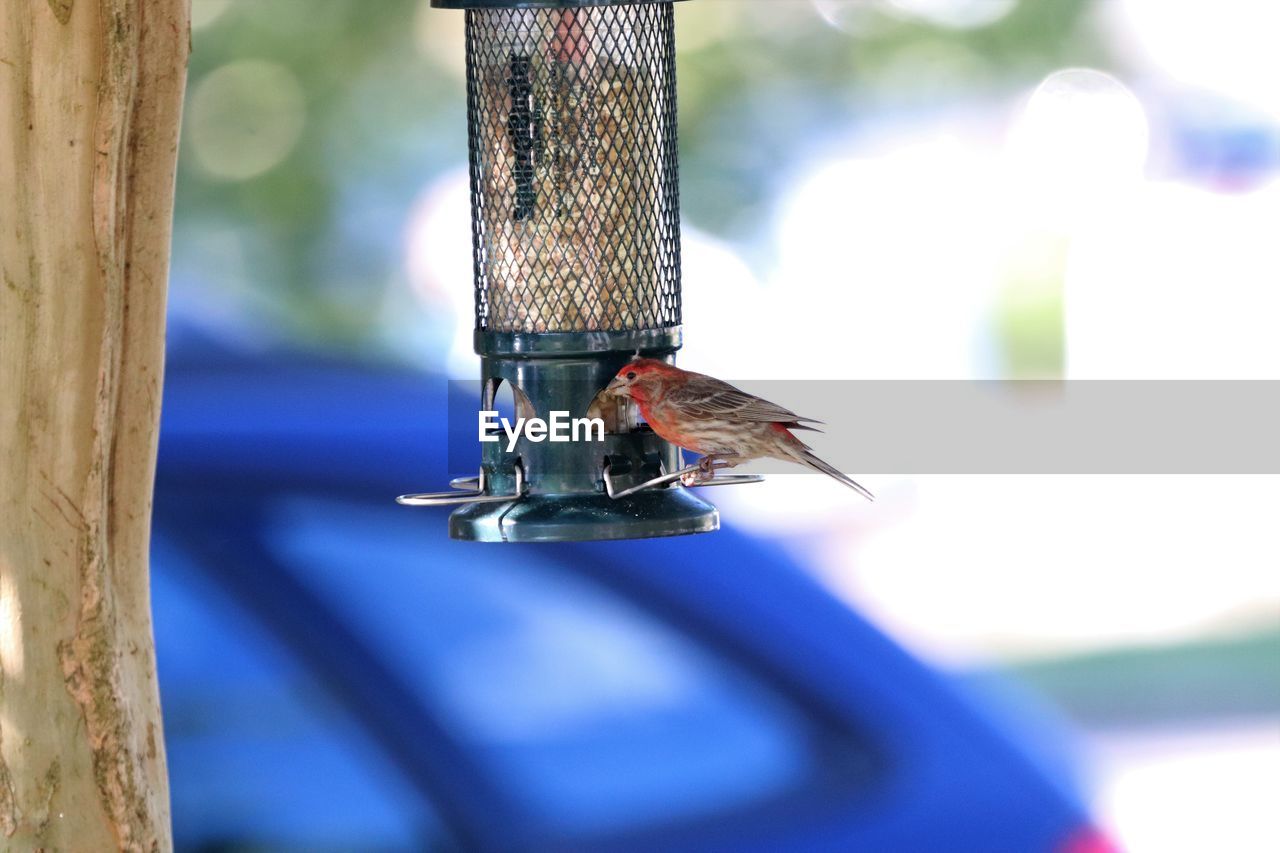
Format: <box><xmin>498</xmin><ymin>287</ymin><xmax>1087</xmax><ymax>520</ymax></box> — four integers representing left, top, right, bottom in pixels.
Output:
<box><xmin>604</xmin><ymin>376</ymin><xmax>629</xmax><ymax>398</ymax></box>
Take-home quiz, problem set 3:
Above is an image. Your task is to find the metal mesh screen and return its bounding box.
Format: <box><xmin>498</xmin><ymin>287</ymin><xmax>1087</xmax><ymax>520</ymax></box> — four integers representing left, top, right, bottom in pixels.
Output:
<box><xmin>465</xmin><ymin>3</ymin><xmax>681</xmax><ymax>334</ymax></box>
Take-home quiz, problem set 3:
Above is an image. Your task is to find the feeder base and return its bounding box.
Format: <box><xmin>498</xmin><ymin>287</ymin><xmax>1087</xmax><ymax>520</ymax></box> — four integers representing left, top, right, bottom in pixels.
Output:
<box><xmin>450</xmin><ymin>488</ymin><xmax>717</xmax><ymax>543</ymax></box>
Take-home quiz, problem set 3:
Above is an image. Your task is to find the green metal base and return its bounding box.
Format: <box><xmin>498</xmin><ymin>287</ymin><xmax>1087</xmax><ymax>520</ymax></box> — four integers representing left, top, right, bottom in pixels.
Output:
<box><xmin>450</xmin><ymin>487</ymin><xmax>718</xmax><ymax>542</ymax></box>
<box><xmin>449</xmin><ymin>324</ymin><xmax>717</xmax><ymax>543</ymax></box>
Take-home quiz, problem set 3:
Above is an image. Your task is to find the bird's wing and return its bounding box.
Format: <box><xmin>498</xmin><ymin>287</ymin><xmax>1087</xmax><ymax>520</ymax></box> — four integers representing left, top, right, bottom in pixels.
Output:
<box><xmin>666</xmin><ymin>375</ymin><xmax>822</xmax><ymax>425</ymax></box>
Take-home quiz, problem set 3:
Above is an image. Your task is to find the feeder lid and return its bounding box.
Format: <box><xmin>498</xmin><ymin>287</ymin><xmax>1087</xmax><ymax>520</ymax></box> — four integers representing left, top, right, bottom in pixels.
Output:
<box><xmin>432</xmin><ymin>0</ymin><xmax>687</xmax><ymax>8</ymax></box>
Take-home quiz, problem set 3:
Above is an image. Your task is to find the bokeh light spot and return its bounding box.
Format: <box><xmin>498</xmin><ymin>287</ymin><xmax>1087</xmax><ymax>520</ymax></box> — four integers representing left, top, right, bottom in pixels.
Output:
<box><xmin>1007</xmin><ymin>69</ymin><xmax>1149</xmax><ymax>227</ymax></box>
<box><xmin>188</xmin><ymin>60</ymin><xmax>307</xmax><ymax>182</ymax></box>
<box><xmin>811</xmin><ymin>0</ymin><xmax>885</xmax><ymax>35</ymax></box>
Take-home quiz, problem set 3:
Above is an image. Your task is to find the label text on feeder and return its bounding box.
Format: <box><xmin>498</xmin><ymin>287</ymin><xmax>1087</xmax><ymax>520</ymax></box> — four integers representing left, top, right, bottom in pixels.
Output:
<box><xmin>480</xmin><ymin>411</ymin><xmax>605</xmax><ymax>452</ymax></box>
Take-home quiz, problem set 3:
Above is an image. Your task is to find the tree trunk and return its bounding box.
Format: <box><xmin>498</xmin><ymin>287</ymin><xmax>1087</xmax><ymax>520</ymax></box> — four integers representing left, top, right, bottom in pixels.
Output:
<box><xmin>0</xmin><ymin>0</ymin><xmax>189</xmax><ymax>849</ymax></box>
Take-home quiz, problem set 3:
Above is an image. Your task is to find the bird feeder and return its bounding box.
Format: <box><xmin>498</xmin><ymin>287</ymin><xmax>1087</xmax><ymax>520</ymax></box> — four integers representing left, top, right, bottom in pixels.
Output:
<box><xmin>403</xmin><ymin>0</ymin><xmax>750</xmax><ymax>542</ymax></box>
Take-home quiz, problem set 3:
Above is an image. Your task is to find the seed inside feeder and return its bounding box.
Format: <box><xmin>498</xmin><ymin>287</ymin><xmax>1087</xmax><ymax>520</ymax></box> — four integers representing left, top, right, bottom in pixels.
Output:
<box><xmin>468</xmin><ymin>6</ymin><xmax>679</xmax><ymax>333</ymax></box>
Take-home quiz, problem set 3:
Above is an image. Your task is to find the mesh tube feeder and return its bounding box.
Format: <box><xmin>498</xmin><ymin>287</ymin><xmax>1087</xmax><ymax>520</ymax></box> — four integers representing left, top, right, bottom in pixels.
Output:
<box><xmin>407</xmin><ymin>0</ymin><xmax>733</xmax><ymax>542</ymax></box>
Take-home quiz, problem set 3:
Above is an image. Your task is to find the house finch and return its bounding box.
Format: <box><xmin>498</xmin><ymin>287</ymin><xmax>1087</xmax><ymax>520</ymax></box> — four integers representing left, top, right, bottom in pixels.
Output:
<box><xmin>604</xmin><ymin>359</ymin><xmax>874</xmax><ymax>500</ymax></box>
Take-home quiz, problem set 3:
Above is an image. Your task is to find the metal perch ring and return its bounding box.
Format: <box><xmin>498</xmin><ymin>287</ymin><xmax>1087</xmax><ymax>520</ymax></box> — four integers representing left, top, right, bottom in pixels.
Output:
<box><xmin>397</xmin><ymin>463</ymin><xmax>527</xmax><ymax>507</ymax></box>
<box><xmin>603</xmin><ymin>458</ymin><xmax>763</xmax><ymax>500</ymax></box>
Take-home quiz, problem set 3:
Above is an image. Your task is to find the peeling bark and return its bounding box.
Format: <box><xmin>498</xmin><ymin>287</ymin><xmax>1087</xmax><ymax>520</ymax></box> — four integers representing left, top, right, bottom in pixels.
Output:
<box><xmin>0</xmin><ymin>1</ymin><xmax>189</xmax><ymax>850</ymax></box>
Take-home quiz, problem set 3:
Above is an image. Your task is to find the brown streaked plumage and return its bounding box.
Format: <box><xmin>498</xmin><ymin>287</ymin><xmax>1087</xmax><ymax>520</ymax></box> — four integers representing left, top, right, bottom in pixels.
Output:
<box><xmin>604</xmin><ymin>359</ymin><xmax>874</xmax><ymax>500</ymax></box>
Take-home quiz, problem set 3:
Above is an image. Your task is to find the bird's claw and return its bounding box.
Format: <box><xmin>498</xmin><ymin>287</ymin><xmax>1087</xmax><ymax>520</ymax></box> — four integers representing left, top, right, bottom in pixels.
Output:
<box><xmin>684</xmin><ymin>456</ymin><xmax>736</xmax><ymax>486</ymax></box>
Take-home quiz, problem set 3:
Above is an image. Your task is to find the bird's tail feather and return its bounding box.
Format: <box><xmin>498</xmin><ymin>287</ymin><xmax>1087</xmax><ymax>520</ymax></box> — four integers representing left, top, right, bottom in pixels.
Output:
<box><xmin>793</xmin><ymin>448</ymin><xmax>875</xmax><ymax>501</ymax></box>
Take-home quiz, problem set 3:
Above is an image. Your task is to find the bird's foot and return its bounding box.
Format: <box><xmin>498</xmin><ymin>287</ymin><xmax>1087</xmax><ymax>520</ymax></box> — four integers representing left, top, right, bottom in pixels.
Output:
<box><xmin>687</xmin><ymin>456</ymin><xmax>740</xmax><ymax>485</ymax></box>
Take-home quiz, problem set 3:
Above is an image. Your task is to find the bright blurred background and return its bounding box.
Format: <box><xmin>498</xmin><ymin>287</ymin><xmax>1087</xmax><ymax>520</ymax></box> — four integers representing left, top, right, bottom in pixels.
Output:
<box><xmin>172</xmin><ymin>1</ymin><xmax>1280</xmax><ymax>850</ymax></box>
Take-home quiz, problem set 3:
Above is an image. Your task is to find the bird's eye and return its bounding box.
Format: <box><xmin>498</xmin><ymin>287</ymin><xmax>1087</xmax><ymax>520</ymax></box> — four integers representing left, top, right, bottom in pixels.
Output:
<box><xmin>626</xmin><ymin>371</ymin><xmax>637</xmax><ymax>381</ymax></box>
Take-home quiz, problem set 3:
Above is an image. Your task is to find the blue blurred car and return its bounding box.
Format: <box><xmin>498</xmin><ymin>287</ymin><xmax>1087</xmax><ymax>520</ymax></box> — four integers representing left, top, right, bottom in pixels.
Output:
<box><xmin>152</xmin><ymin>334</ymin><xmax>1112</xmax><ymax>853</ymax></box>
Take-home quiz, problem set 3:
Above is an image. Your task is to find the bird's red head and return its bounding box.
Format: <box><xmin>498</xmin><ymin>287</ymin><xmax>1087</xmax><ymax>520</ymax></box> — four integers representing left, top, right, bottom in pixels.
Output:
<box><xmin>605</xmin><ymin>357</ymin><xmax>677</xmax><ymax>403</ymax></box>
